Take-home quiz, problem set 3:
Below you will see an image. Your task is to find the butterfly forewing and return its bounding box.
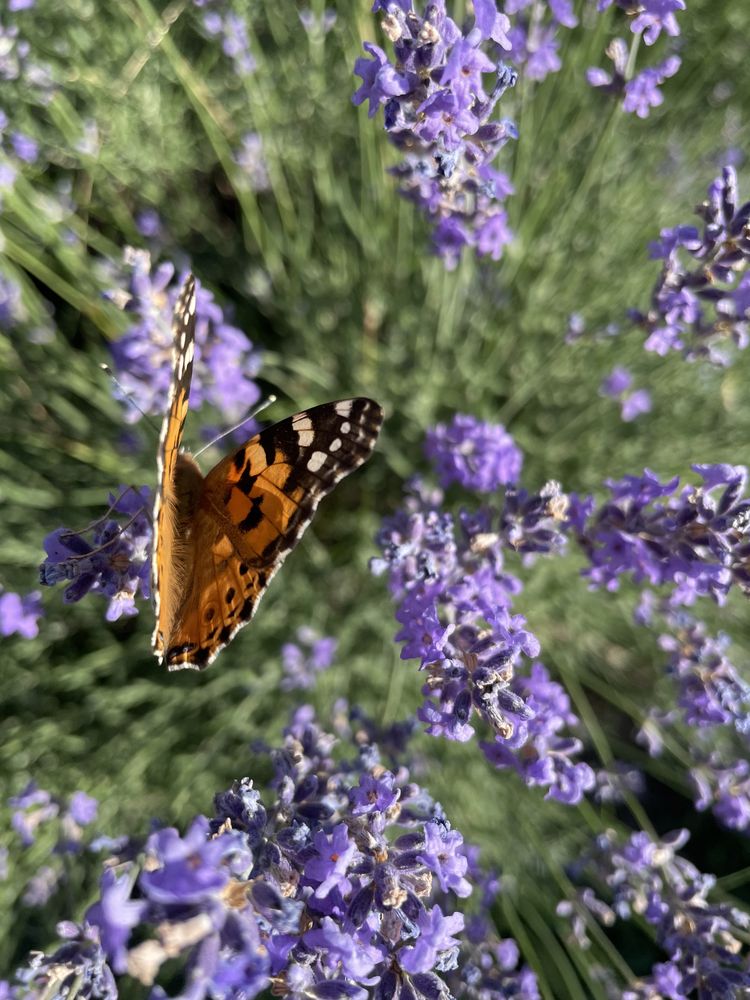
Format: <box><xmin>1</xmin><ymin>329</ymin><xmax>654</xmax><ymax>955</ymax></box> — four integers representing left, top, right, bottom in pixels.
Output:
<box><xmin>161</xmin><ymin>398</ymin><xmax>383</xmax><ymax>670</ymax></box>
<box><xmin>151</xmin><ymin>273</ymin><xmax>197</xmax><ymax>657</ymax></box>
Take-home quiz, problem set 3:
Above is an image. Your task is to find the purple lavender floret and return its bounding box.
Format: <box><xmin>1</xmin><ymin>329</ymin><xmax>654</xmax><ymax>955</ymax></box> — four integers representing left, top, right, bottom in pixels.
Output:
<box><xmin>598</xmin><ymin>0</ymin><xmax>685</xmax><ymax>44</ymax></box>
<box><xmin>570</xmin><ymin>464</ymin><xmax>750</xmax><ymax>605</ymax></box>
<box><xmin>6</xmin><ymin>707</ymin><xmax>538</xmax><ymax>999</ymax></box>
<box><xmin>10</xmin><ymin>782</ymin><xmax>59</xmax><ymax>846</ymax></box>
<box><xmin>628</xmin><ymin>166</ymin><xmax>750</xmax><ymax>363</ymax></box>
<box><xmin>623</xmin><ymin>55</ymin><xmax>681</xmax><ymax>118</ymax></box>
<box><xmin>281</xmin><ymin>626</ymin><xmax>337</xmax><ymax>691</ymax></box>
<box><xmin>108</xmin><ymin>250</ymin><xmax>261</xmax><ymax>426</ymax></box>
<box><xmin>633</xmin><ymin>604</ymin><xmax>750</xmax><ymax>834</ymax></box>
<box><xmin>39</xmin><ymin>486</ymin><xmax>152</xmax><ymax>621</ymax></box>
<box><xmin>0</xmin><ymin>20</ymin><xmax>55</xmax><ymax>102</ymax></box>
<box><xmin>659</xmin><ymin>619</ymin><xmax>750</xmax><ymax>731</ymax></box>
<box><xmin>0</xmin><ymin>271</ymin><xmax>23</xmax><ymax>330</ymax></box>
<box><xmin>199</xmin><ymin>7</ymin><xmax>256</xmax><ymax>76</ymax></box>
<box><xmin>560</xmin><ymin>828</ymin><xmax>750</xmax><ymax>996</ymax></box>
<box><xmin>0</xmin><ymin>589</ymin><xmax>43</xmax><ymax>639</ymax></box>
<box><xmin>691</xmin><ymin>755</ymin><xmax>750</xmax><ymax>833</ymax></box>
<box><xmin>425</xmin><ymin>414</ymin><xmax>522</xmax><ymax>492</ymax></box>
<box><xmin>503</xmin><ymin>0</ymin><xmax>577</xmax><ymax>83</ymax></box>
<box><xmin>8</xmin><ymin>784</ymin><xmax>102</xmax><ymax>910</ymax></box>
<box><xmin>599</xmin><ymin>366</ymin><xmax>652</xmax><ymax>422</ymax></box>
<box><xmin>233</xmin><ymin>132</ymin><xmax>271</xmax><ymax>192</ymax></box>
<box><xmin>6</xmin><ymin>921</ymin><xmax>117</xmax><ymax>1000</ymax></box>
<box><xmin>587</xmin><ymin>39</ymin><xmax>681</xmax><ymax>120</ymax></box>
<box><xmin>353</xmin><ymin>1</ymin><xmax>518</xmax><ymax>268</ymax></box>
<box><xmin>481</xmin><ymin>662</ymin><xmax>595</xmax><ymax>804</ymax></box>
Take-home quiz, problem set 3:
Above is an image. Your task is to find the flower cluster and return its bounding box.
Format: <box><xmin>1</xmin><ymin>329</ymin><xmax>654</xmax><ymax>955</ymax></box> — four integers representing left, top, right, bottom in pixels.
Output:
<box><xmin>196</xmin><ymin>4</ymin><xmax>256</xmax><ymax>77</ymax></box>
<box><xmin>9</xmin><ymin>782</ymin><xmax>99</xmax><ymax>907</ymax></box>
<box><xmin>353</xmin><ymin>0</ymin><xmax>518</xmax><ymax>268</ymax></box>
<box><xmin>599</xmin><ymin>365</ymin><xmax>652</xmax><ymax>422</ymax></box>
<box><xmin>634</xmin><ymin>608</ymin><xmax>750</xmax><ymax>834</ymax></box>
<box><xmin>0</xmin><ymin>269</ymin><xmax>23</xmax><ymax>329</ymax></box>
<box><xmin>558</xmin><ymin>827</ymin><xmax>750</xmax><ymax>996</ymax></box>
<box><xmin>374</xmin><ymin>416</ymin><xmax>591</xmax><ymax>803</ymax></box>
<box><xmin>691</xmin><ymin>755</ymin><xmax>750</xmax><ymax>834</ymax></box>
<box><xmin>0</xmin><ymin>588</ymin><xmax>43</xmax><ymax>639</ymax></box>
<box><xmin>597</xmin><ymin>0</ymin><xmax>685</xmax><ymax>45</ymax></box>
<box><xmin>480</xmin><ymin>661</ymin><xmax>595</xmax><ymax>805</ymax></box>
<box><xmin>659</xmin><ymin>617</ymin><xmax>750</xmax><ymax>733</ymax></box>
<box><xmin>3</xmin><ymin>707</ymin><xmax>536</xmax><ymax>1000</ymax></box>
<box><xmin>588</xmin><ymin>2</ymin><xmax>684</xmax><ymax>118</ymax></box>
<box><xmin>569</xmin><ymin>463</ymin><xmax>750</xmax><ymax>606</ymax></box>
<box><xmin>0</xmin><ymin>112</ymin><xmax>38</xmax><ymax>213</ymax></box>
<box><xmin>425</xmin><ymin>413</ymin><xmax>523</xmax><ymax>492</ymax></box>
<box><xmin>505</xmin><ymin>0</ymin><xmax>578</xmax><ymax>83</ymax></box>
<box><xmin>107</xmin><ymin>249</ymin><xmax>262</xmax><ymax>427</ymax></box>
<box><xmin>233</xmin><ymin>132</ymin><xmax>271</xmax><ymax>192</ymax></box>
<box><xmin>0</xmin><ymin>16</ymin><xmax>55</xmax><ymax>103</ymax></box>
<box><xmin>442</xmin><ymin>845</ymin><xmax>540</xmax><ymax>998</ymax></box>
<box><xmin>627</xmin><ymin>165</ymin><xmax>750</xmax><ymax>364</ymax></box>
<box><xmin>39</xmin><ymin>486</ymin><xmax>152</xmax><ymax>621</ymax></box>
<box><xmin>280</xmin><ymin>626</ymin><xmax>337</xmax><ymax>691</ymax></box>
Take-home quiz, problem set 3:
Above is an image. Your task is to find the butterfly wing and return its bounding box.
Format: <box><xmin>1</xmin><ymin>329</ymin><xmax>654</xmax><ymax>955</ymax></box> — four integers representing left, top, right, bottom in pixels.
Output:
<box><xmin>161</xmin><ymin>398</ymin><xmax>384</xmax><ymax>670</ymax></box>
<box><xmin>151</xmin><ymin>273</ymin><xmax>198</xmax><ymax>659</ymax></box>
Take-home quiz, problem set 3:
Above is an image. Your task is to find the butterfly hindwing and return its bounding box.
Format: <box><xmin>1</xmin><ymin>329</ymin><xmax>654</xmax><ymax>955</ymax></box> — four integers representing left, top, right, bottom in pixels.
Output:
<box><xmin>160</xmin><ymin>398</ymin><xmax>383</xmax><ymax>670</ymax></box>
<box><xmin>151</xmin><ymin>274</ymin><xmax>197</xmax><ymax>657</ymax></box>
<box><xmin>157</xmin><ymin>505</ymin><xmax>265</xmax><ymax>670</ymax></box>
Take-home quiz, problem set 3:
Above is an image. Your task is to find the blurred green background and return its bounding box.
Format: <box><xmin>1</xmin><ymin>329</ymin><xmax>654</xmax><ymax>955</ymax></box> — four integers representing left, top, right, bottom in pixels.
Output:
<box><xmin>2</xmin><ymin>0</ymin><xmax>750</xmax><ymax>994</ymax></box>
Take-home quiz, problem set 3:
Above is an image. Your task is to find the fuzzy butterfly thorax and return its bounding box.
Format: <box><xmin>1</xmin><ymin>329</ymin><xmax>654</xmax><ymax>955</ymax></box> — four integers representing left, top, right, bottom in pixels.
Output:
<box><xmin>151</xmin><ymin>274</ymin><xmax>383</xmax><ymax>671</ymax></box>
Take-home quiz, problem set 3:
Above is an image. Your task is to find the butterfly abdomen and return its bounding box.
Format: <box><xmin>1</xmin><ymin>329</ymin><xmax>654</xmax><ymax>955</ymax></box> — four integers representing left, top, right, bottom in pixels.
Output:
<box><xmin>172</xmin><ymin>454</ymin><xmax>204</xmax><ymax>530</ymax></box>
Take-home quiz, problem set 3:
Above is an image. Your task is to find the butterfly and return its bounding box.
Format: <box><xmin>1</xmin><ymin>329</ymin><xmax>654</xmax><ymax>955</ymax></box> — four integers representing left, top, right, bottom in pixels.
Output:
<box><xmin>151</xmin><ymin>274</ymin><xmax>383</xmax><ymax>670</ymax></box>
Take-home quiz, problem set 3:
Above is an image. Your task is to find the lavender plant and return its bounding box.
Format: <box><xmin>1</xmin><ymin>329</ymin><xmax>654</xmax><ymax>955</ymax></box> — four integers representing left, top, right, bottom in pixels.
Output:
<box><xmin>353</xmin><ymin>0</ymin><xmax>518</xmax><ymax>267</ymax></box>
<box><xmin>569</xmin><ymin>463</ymin><xmax>750</xmax><ymax>605</ymax></box>
<box><xmin>627</xmin><ymin>165</ymin><xmax>750</xmax><ymax>364</ymax></box>
<box><xmin>2</xmin><ymin>707</ymin><xmax>539</xmax><ymax>1000</ymax></box>
<box><xmin>558</xmin><ymin>828</ymin><xmax>750</xmax><ymax>997</ymax></box>
<box><xmin>4</xmin><ymin>1</ymin><xmax>750</xmax><ymax>996</ymax></box>
<box><xmin>632</xmin><ymin>605</ymin><xmax>750</xmax><ymax>835</ymax></box>
<box><xmin>8</xmin><ymin>784</ymin><xmax>99</xmax><ymax>908</ymax></box>
<box><xmin>373</xmin><ymin>416</ymin><xmax>595</xmax><ymax>805</ymax></box>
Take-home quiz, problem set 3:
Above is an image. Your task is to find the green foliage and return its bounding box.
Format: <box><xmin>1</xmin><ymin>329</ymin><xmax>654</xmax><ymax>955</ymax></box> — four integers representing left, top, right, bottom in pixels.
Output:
<box><xmin>2</xmin><ymin>0</ymin><xmax>750</xmax><ymax>992</ymax></box>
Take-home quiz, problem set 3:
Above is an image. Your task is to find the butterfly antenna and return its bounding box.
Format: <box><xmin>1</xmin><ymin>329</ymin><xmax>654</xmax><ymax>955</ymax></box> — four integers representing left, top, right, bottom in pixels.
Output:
<box><xmin>193</xmin><ymin>394</ymin><xmax>278</xmax><ymax>459</ymax></box>
<box><xmin>100</xmin><ymin>363</ymin><xmax>161</xmax><ymax>436</ymax></box>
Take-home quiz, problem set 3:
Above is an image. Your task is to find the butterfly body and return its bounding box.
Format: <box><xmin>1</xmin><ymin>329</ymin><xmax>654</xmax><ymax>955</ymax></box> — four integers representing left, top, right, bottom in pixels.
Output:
<box><xmin>151</xmin><ymin>275</ymin><xmax>383</xmax><ymax>671</ymax></box>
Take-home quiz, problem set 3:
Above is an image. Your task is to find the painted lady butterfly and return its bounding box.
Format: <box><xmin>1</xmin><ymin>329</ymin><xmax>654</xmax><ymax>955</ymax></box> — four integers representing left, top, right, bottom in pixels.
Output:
<box><xmin>152</xmin><ymin>274</ymin><xmax>383</xmax><ymax>670</ymax></box>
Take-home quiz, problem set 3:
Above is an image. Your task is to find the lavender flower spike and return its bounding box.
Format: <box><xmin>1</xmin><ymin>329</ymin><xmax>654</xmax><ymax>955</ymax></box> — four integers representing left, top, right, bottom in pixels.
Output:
<box><xmin>4</xmin><ymin>706</ymin><xmax>539</xmax><ymax>999</ymax></box>
<box><xmin>353</xmin><ymin>1</ymin><xmax>519</xmax><ymax>267</ymax></box>
<box><xmin>630</xmin><ymin>165</ymin><xmax>750</xmax><ymax>364</ymax></box>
